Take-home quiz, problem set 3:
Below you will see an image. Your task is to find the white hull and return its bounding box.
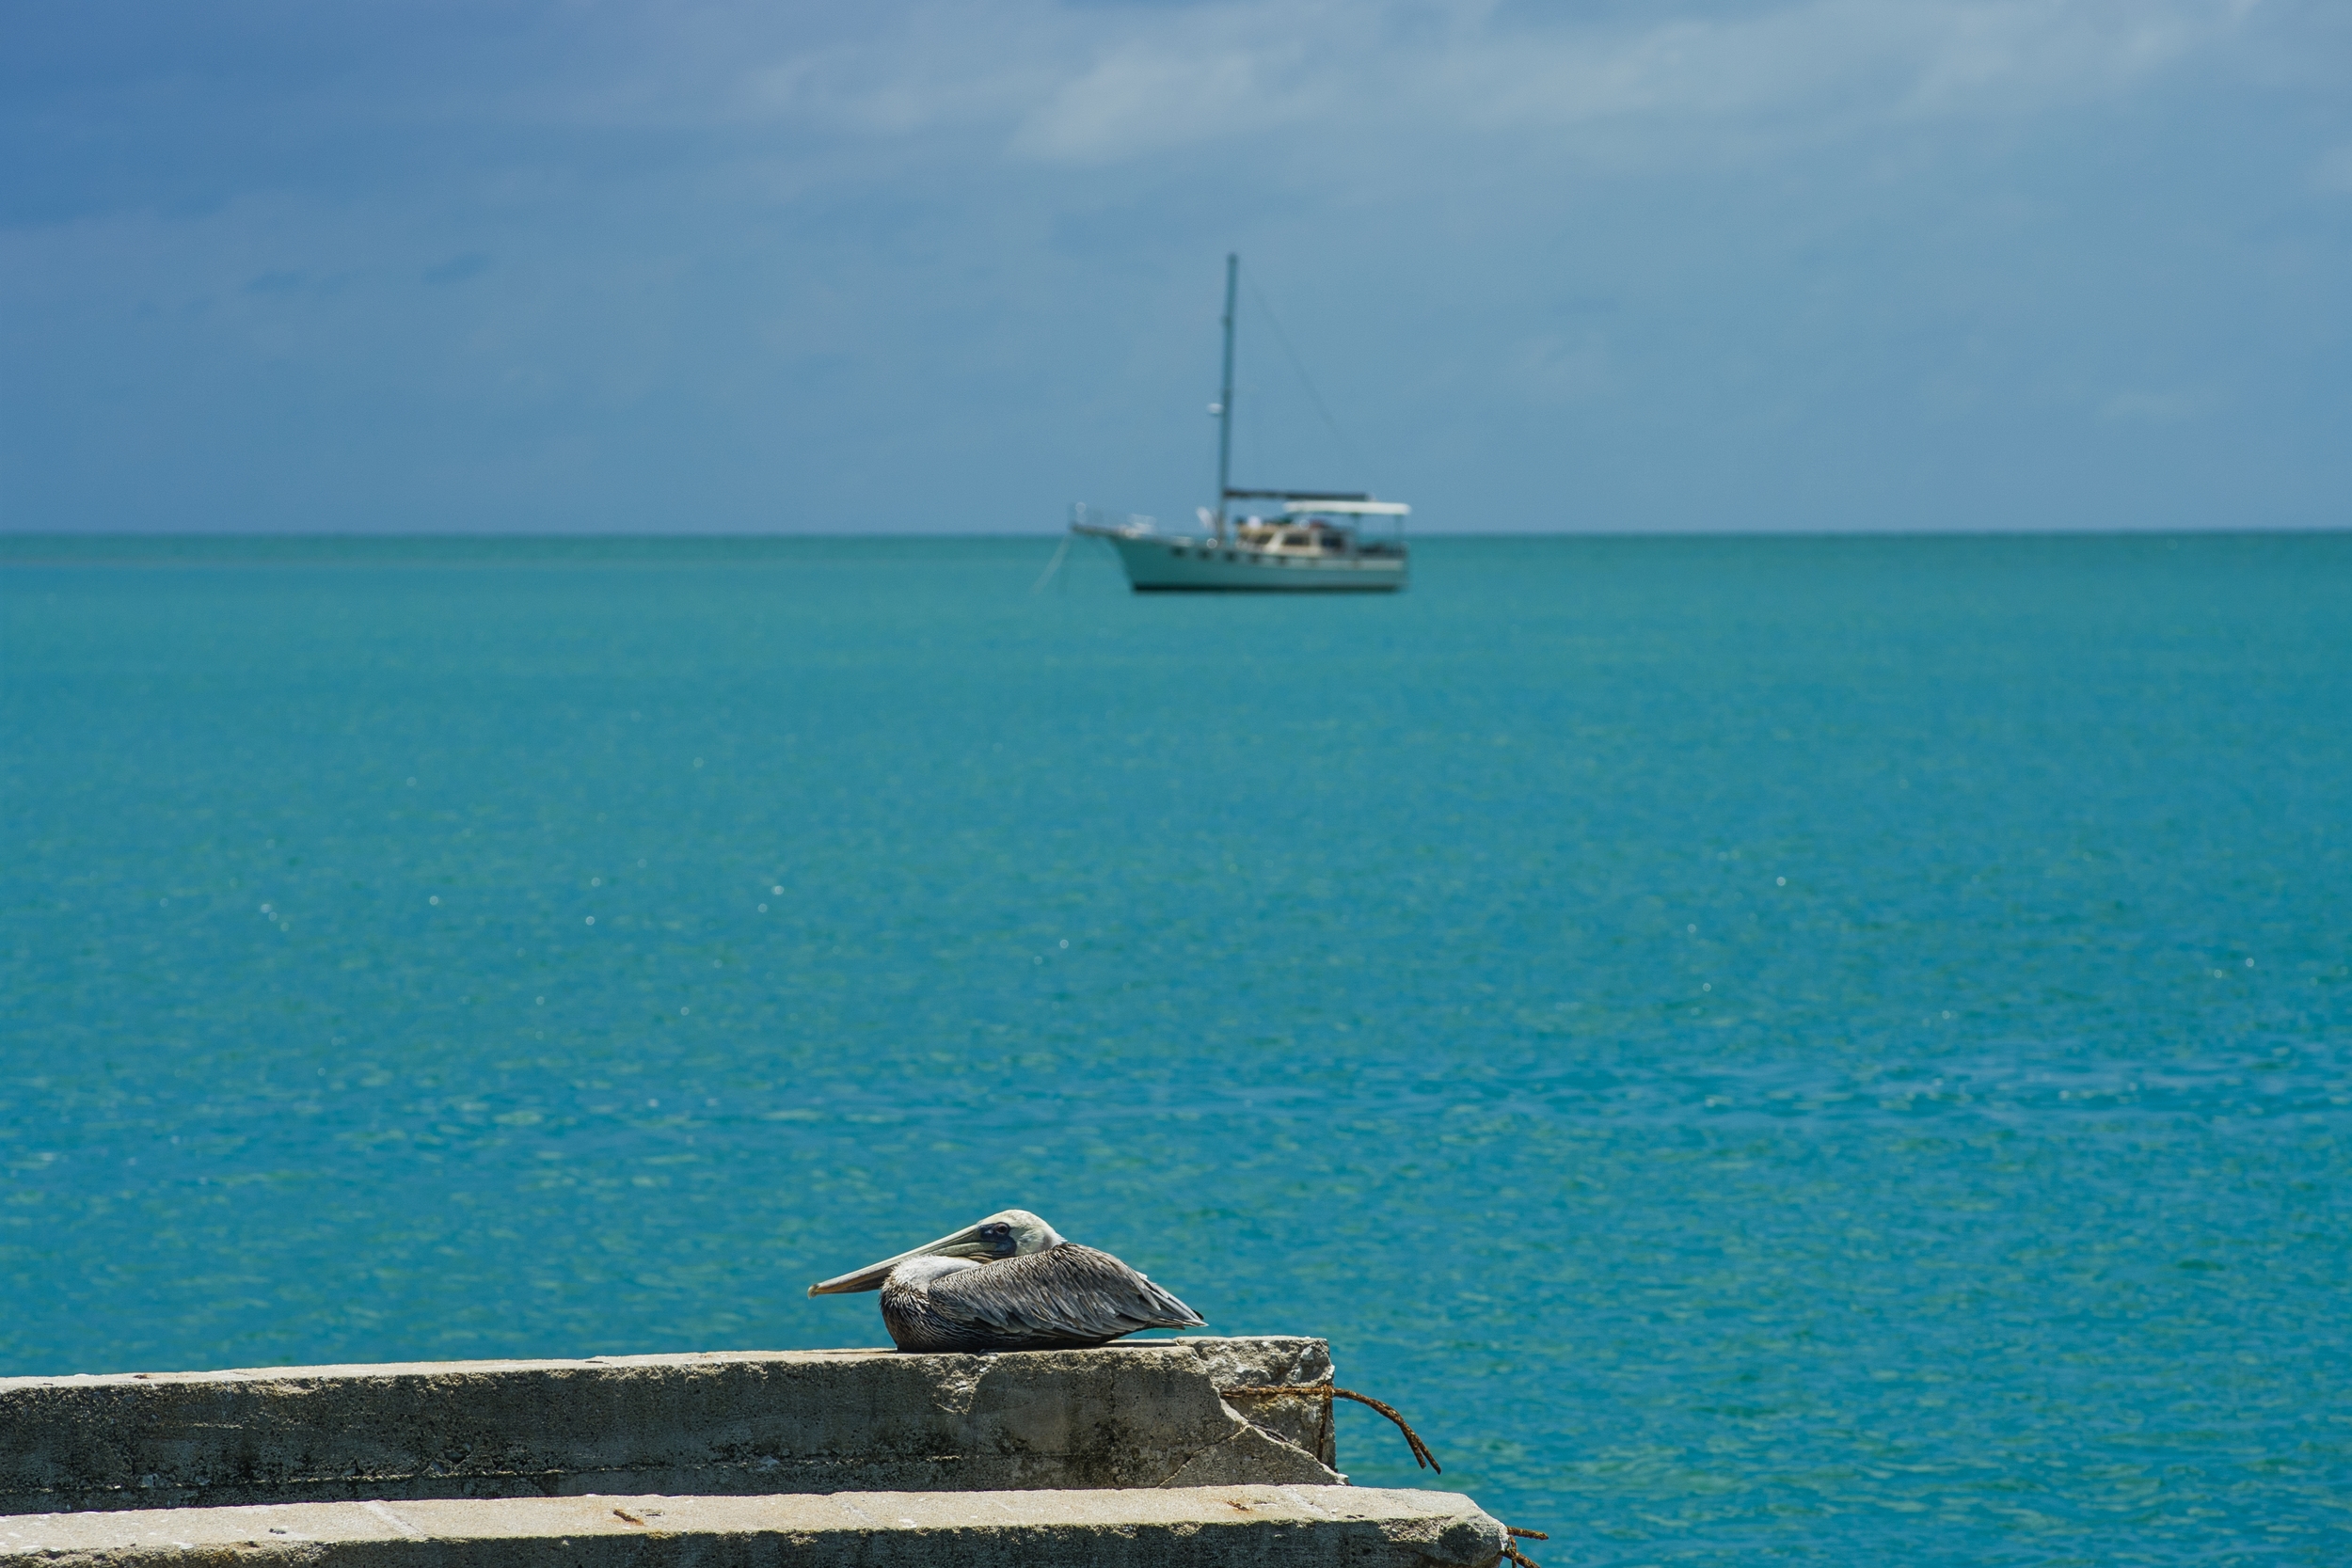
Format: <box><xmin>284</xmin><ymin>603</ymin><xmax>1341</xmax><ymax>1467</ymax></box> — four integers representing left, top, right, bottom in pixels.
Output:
<box><xmin>1077</xmin><ymin>527</ymin><xmax>1407</xmax><ymax>594</ymax></box>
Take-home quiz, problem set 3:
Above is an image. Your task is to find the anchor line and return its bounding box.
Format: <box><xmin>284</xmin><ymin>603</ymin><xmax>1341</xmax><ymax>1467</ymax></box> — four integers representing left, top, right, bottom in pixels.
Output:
<box><xmin>1030</xmin><ymin>532</ymin><xmax>1074</xmax><ymax>594</ymax></box>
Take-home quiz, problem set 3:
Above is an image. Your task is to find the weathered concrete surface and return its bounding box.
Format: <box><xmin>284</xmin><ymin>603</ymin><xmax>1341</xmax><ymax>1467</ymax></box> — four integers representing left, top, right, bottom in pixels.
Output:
<box><xmin>0</xmin><ymin>1485</ymin><xmax>1506</xmax><ymax>1568</ymax></box>
<box><xmin>0</xmin><ymin>1340</ymin><xmax>1339</xmax><ymax>1515</ymax></box>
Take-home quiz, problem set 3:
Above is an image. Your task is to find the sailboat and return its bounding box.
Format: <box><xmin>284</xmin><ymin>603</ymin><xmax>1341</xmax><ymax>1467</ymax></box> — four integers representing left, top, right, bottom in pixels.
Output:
<box><xmin>1070</xmin><ymin>256</ymin><xmax>1410</xmax><ymax>594</ymax></box>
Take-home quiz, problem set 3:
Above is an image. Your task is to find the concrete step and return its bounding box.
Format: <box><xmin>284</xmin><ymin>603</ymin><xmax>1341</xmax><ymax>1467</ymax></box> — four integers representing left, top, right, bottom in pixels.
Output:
<box><xmin>0</xmin><ymin>1340</ymin><xmax>1340</xmax><ymax>1514</ymax></box>
<box><xmin>0</xmin><ymin>1485</ymin><xmax>1509</xmax><ymax>1567</ymax></box>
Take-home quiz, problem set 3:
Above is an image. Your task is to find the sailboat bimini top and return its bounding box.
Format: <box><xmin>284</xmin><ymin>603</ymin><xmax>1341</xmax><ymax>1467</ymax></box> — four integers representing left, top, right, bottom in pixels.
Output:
<box><xmin>1282</xmin><ymin>499</ymin><xmax>1410</xmax><ymax>515</ymax></box>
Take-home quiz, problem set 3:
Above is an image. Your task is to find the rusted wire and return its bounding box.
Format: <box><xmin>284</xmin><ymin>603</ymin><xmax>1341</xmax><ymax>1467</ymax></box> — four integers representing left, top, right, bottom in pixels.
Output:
<box><xmin>1221</xmin><ymin>1385</ymin><xmax>1554</xmax><ymax>1564</ymax></box>
<box><xmin>1216</xmin><ymin>1383</ymin><xmax>1440</xmax><ymax>1473</ymax></box>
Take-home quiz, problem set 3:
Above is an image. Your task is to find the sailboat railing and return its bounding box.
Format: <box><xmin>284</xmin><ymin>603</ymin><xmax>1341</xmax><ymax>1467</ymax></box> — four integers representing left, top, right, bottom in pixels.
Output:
<box><xmin>1070</xmin><ymin>503</ymin><xmax>1158</xmax><ymax>533</ymax></box>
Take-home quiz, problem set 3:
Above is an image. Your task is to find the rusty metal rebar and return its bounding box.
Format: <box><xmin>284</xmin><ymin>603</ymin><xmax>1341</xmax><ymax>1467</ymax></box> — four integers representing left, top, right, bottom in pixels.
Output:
<box><xmin>1219</xmin><ymin>1382</ymin><xmax>1555</xmax><ymax>1562</ymax></box>
<box><xmin>1216</xmin><ymin>1383</ymin><xmax>1440</xmax><ymax>1473</ymax></box>
<box><xmin>1502</xmin><ymin>1524</ymin><xmax>1550</xmax><ymax>1564</ymax></box>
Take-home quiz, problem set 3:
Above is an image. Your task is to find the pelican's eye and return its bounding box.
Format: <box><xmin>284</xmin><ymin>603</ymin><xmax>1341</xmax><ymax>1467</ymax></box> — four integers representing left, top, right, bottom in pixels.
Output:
<box><xmin>979</xmin><ymin>1223</ymin><xmax>1013</xmax><ymax>1250</ymax></box>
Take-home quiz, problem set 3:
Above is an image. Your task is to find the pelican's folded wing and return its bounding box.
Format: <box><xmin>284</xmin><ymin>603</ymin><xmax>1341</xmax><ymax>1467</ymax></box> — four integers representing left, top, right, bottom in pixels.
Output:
<box><xmin>927</xmin><ymin>1243</ymin><xmax>1206</xmax><ymax>1344</ymax></box>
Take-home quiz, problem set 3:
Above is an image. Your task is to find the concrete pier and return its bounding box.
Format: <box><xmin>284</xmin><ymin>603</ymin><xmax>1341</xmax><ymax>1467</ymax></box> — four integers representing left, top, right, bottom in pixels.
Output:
<box><xmin>0</xmin><ymin>1485</ymin><xmax>1508</xmax><ymax>1567</ymax></box>
<box><xmin>0</xmin><ymin>1339</ymin><xmax>1339</xmax><ymax>1515</ymax></box>
<box><xmin>0</xmin><ymin>1339</ymin><xmax>1522</xmax><ymax>1565</ymax></box>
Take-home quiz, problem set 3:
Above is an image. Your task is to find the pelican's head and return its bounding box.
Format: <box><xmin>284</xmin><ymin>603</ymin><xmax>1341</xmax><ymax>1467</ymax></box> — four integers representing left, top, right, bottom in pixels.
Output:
<box><xmin>806</xmin><ymin>1209</ymin><xmax>1066</xmax><ymax>1296</ymax></box>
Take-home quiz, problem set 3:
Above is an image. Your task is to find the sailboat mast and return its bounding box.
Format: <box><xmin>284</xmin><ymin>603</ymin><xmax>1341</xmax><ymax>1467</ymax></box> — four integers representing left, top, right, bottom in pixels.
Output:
<box><xmin>1214</xmin><ymin>252</ymin><xmax>1237</xmax><ymax>540</ymax></box>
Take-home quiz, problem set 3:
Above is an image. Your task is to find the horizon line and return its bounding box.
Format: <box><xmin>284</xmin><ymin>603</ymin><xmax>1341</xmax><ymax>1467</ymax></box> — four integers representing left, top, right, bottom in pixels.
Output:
<box><xmin>4</xmin><ymin>524</ymin><xmax>2348</xmax><ymax>544</ymax></box>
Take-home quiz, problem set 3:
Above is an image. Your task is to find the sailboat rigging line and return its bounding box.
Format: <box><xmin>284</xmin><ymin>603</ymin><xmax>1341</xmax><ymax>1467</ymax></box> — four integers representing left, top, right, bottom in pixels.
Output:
<box><xmin>1243</xmin><ymin>273</ymin><xmax>1378</xmax><ymax>487</ymax></box>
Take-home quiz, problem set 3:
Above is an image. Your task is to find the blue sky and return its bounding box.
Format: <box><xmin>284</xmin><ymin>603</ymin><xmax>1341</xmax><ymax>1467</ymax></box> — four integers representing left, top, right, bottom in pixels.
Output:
<box><xmin>4</xmin><ymin>0</ymin><xmax>2348</xmax><ymax>533</ymax></box>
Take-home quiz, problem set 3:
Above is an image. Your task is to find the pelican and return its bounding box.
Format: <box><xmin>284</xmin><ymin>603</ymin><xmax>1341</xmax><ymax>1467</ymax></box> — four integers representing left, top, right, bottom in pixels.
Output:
<box><xmin>807</xmin><ymin>1210</ymin><xmax>1206</xmax><ymax>1352</ymax></box>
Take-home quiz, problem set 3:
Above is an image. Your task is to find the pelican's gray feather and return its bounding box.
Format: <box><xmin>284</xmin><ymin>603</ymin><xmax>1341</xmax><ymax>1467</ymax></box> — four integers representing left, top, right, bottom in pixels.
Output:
<box><xmin>809</xmin><ymin>1210</ymin><xmax>1209</xmax><ymax>1354</ymax></box>
<box><xmin>881</xmin><ymin>1243</ymin><xmax>1204</xmax><ymax>1353</ymax></box>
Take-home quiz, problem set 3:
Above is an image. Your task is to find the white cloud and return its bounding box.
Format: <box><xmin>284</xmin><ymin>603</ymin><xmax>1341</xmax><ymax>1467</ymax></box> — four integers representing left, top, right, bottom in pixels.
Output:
<box><xmin>721</xmin><ymin>0</ymin><xmax>2259</xmax><ymax>166</ymax></box>
<box><xmin>1009</xmin><ymin>33</ymin><xmax>1330</xmax><ymax>164</ymax></box>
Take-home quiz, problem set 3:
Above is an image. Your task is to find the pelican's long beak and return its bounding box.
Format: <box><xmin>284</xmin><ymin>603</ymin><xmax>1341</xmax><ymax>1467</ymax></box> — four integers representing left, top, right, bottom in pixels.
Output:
<box><xmin>806</xmin><ymin>1222</ymin><xmax>992</xmax><ymax>1296</ymax></box>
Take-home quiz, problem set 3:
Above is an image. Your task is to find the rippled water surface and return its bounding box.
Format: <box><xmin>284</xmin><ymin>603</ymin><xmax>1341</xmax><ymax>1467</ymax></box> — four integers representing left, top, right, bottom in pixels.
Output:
<box><xmin>3</xmin><ymin>533</ymin><xmax>2347</xmax><ymax>1562</ymax></box>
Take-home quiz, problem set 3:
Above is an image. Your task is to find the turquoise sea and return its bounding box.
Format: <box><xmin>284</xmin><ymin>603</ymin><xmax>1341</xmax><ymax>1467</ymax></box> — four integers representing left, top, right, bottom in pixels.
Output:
<box><xmin>3</xmin><ymin>533</ymin><xmax>2347</xmax><ymax>1563</ymax></box>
